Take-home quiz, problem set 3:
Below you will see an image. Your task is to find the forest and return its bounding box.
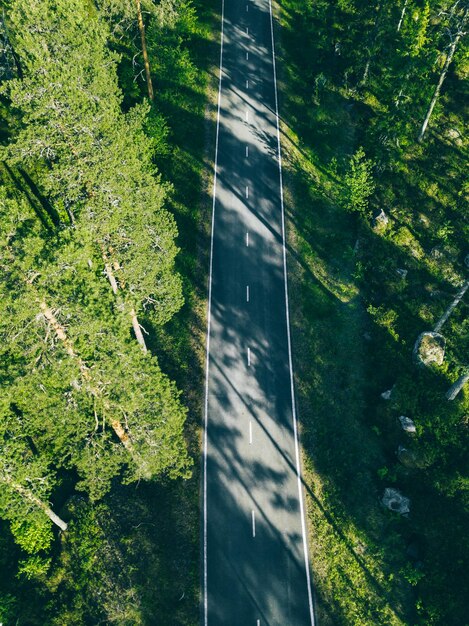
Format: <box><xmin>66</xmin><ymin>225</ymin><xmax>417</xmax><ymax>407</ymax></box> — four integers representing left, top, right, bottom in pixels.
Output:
<box><xmin>0</xmin><ymin>0</ymin><xmax>467</xmax><ymax>624</ymax></box>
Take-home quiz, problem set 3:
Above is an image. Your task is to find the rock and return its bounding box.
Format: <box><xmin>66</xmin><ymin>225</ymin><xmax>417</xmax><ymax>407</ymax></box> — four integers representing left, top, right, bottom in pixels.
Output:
<box><xmin>382</xmin><ymin>488</ymin><xmax>410</xmax><ymax>515</ymax></box>
<box><xmin>418</xmin><ymin>213</ymin><xmax>430</xmax><ymax>227</ymax></box>
<box><xmin>397</xmin><ymin>446</ymin><xmax>418</xmax><ymax>468</ymax></box>
<box><xmin>413</xmin><ymin>331</ymin><xmax>446</xmax><ymax>367</ymax></box>
<box><xmin>398</xmin><ymin>415</ymin><xmax>416</xmax><ymax>434</ymax></box>
<box><xmin>446</xmin><ymin>128</ymin><xmax>463</xmax><ymax>145</ymax></box>
<box><xmin>373</xmin><ymin>209</ymin><xmax>389</xmax><ymax>230</ymax></box>
<box><xmin>381</xmin><ymin>389</ymin><xmax>393</xmax><ymax>400</ymax></box>
<box><xmin>397</xmin><ymin>445</ymin><xmax>428</xmax><ymax>469</ymax></box>
<box><xmin>396</xmin><ymin>268</ymin><xmax>408</xmax><ymax>279</ymax></box>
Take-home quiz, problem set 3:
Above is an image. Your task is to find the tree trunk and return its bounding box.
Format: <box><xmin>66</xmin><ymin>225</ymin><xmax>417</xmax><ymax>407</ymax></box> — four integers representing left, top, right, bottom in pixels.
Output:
<box><xmin>359</xmin><ymin>1</ymin><xmax>384</xmax><ymax>87</ymax></box>
<box><xmin>134</xmin><ymin>0</ymin><xmax>154</xmax><ymax>101</ymax></box>
<box><xmin>433</xmin><ymin>279</ymin><xmax>469</xmax><ymax>333</ymax></box>
<box><xmin>4</xmin><ymin>476</ymin><xmax>67</xmax><ymax>531</ymax></box>
<box><xmin>446</xmin><ymin>369</ymin><xmax>469</xmax><ymax>400</ymax></box>
<box><xmin>101</xmin><ymin>252</ymin><xmax>119</xmax><ymax>295</ymax></box>
<box><xmin>397</xmin><ymin>0</ymin><xmax>408</xmax><ymax>32</ymax></box>
<box><xmin>39</xmin><ymin>302</ymin><xmax>135</xmax><ymax>453</ymax></box>
<box><xmin>100</xmin><ymin>247</ymin><xmax>148</xmax><ymax>352</ymax></box>
<box><xmin>130</xmin><ymin>307</ymin><xmax>148</xmax><ymax>352</ymax></box>
<box><xmin>361</xmin><ymin>58</ymin><xmax>371</xmax><ymax>86</ymax></box>
<box><xmin>418</xmin><ymin>10</ymin><xmax>467</xmax><ymax>142</ymax></box>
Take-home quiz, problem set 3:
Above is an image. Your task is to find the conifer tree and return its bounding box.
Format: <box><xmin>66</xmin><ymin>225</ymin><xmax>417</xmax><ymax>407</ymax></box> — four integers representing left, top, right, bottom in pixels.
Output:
<box><xmin>0</xmin><ymin>402</ymin><xmax>67</xmax><ymax>533</ymax></box>
<box><xmin>5</xmin><ymin>0</ymin><xmax>183</xmax><ymax>351</ymax></box>
<box><xmin>0</xmin><ymin>178</ymin><xmax>190</xmax><ymax>510</ymax></box>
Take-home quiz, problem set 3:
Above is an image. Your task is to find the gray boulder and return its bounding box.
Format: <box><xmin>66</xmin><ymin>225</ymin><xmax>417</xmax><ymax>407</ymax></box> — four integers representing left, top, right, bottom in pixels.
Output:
<box><xmin>413</xmin><ymin>331</ymin><xmax>445</xmax><ymax>367</ymax></box>
<box><xmin>381</xmin><ymin>389</ymin><xmax>393</xmax><ymax>400</ymax></box>
<box><xmin>373</xmin><ymin>209</ymin><xmax>389</xmax><ymax>231</ymax></box>
<box><xmin>382</xmin><ymin>488</ymin><xmax>410</xmax><ymax>515</ymax></box>
<box><xmin>398</xmin><ymin>416</ymin><xmax>416</xmax><ymax>434</ymax></box>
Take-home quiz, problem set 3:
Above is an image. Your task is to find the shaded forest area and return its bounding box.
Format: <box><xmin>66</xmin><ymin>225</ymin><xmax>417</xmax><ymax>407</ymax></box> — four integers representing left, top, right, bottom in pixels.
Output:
<box><xmin>277</xmin><ymin>0</ymin><xmax>468</xmax><ymax>624</ymax></box>
<box><xmin>0</xmin><ymin>0</ymin><xmax>218</xmax><ymax>623</ymax></box>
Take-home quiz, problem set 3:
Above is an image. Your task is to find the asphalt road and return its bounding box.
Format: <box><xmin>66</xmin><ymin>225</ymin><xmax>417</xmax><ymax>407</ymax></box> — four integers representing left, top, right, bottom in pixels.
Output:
<box><xmin>203</xmin><ymin>0</ymin><xmax>315</xmax><ymax>624</ymax></box>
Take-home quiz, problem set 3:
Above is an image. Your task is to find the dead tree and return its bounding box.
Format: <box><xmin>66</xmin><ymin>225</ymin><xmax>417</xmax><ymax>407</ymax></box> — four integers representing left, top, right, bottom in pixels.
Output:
<box><xmin>446</xmin><ymin>368</ymin><xmax>469</xmax><ymax>400</ymax></box>
<box><xmin>418</xmin><ymin>5</ymin><xmax>468</xmax><ymax>141</ymax></box>
<box><xmin>134</xmin><ymin>0</ymin><xmax>154</xmax><ymax>101</ymax></box>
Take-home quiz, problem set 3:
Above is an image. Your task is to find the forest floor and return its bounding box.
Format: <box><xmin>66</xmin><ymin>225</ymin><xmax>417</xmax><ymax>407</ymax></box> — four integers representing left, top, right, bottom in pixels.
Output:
<box><xmin>276</xmin><ymin>43</ymin><xmax>415</xmax><ymax>626</ymax></box>
<box><xmin>274</xmin><ymin>1</ymin><xmax>468</xmax><ymax>625</ymax></box>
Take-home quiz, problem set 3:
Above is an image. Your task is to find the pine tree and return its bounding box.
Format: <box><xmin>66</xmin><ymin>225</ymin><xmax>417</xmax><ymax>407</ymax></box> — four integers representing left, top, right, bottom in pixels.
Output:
<box><xmin>0</xmin><ymin>178</ymin><xmax>190</xmax><ymax>508</ymax></box>
<box><xmin>341</xmin><ymin>148</ymin><xmax>376</xmax><ymax>216</ymax></box>
<box><xmin>5</xmin><ymin>0</ymin><xmax>183</xmax><ymax>351</ymax></box>
<box><xmin>0</xmin><ymin>400</ymin><xmax>67</xmax><ymax>536</ymax></box>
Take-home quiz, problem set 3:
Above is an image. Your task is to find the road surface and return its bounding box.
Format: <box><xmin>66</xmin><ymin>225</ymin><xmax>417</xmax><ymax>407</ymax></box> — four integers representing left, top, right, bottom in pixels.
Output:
<box><xmin>203</xmin><ymin>0</ymin><xmax>315</xmax><ymax>624</ymax></box>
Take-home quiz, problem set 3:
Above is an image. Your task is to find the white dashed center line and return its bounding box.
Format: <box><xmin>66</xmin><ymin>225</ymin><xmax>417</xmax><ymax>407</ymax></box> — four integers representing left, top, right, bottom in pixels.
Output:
<box><xmin>251</xmin><ymin>510</ymin><xmax>256</xmax><ymax>537</ymax></box>
<box><xmin>246</xmin><ymin>285</ymin><xmax>250</xmax><ymax>301</ymax></box>
<box><xmin>245</xmin><ymin>185</ymin><xmax>249</xmax><ymax>199</ymax></box>
<box><xmin>245</xmin><ymin>109</ymin><xmax>249</xmax><ymax>122</ymax></box>
<box><xmin>246</xmin><ymin>231</ymin><xmax>250</xmax><ymax>247</ymax></box>
<box><xmin>246</xmin><ymin>78</ymin><xmax>249</xmax><ymax>89</ymax></box>
<box><xmin>246</xmin><ymin>145</ymin><xmax>249</xmax><ymax>158</ymax></box>
<box><xmin>249</xmin><ymin>420</ymin><xmax>253</xmax><ymax>444</ymax></box>
<box><xmin>247</xmin><ymin>347</ymin><xmax>251</xmax><ymax>366</ymax></box>
<box><xmin>246</xmin><ymin>51</ymin><xmax>249</xmax><ymax>60</ymax></box>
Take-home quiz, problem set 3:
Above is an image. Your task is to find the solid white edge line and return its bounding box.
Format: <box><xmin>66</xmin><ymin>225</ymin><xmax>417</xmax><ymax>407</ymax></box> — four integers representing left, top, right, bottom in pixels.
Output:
<box><xmin>268</xmin><ymin>0</ymin><xmax>316</xmax><ymax>624</ymax></box>
<box><xmin>252</xmin><ymin>509</ymin><xmax>256</xmax><ymax>537</ymax></box>
<box><xmin>203</xmin><ymin>0</ymin><xmax>225</xmax><ymax>624</ymax></box>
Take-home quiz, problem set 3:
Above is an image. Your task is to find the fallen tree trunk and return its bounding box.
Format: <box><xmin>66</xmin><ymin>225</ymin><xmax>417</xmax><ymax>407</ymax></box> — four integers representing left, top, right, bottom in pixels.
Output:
<box><xmin>446</xmin><ymin>369</ymin><xmax>469</xmax><ymax>401</ymax></box>
<box><xmin>3</xmin><ymin>475</ymin><xmax>67</xmax><ymax>532</ymax></box>
<box><xmin>433</xmin><ymin>279</ymin><xmax>469</xmax><ymax>333</ymax></box>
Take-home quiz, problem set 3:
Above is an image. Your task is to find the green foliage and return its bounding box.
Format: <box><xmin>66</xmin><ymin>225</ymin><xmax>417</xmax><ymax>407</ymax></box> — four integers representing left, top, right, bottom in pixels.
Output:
<box><xmin>367</xmin><ymin>304</ymin><xmax>400</xmax><ymax>341</ymax></box>
<box><xmin>400</xmin><ymin>1</ymin><xmax>431</xmax><ymax>57</ymax></box>
<box><xmin>10</xmin><ymin>518</ymin><xmax>54</xmax><ymax>555</ymax></box>
<box><xmin>17</xmin><ymin>555</ymin><xmax>52</xmax><ymax>580</ymax></box>
<box><xmin>342</xmin><ymin>147</ymin><xmax>375</xmax><ymax>216</ymax></box>
<box><xmin>0</xmin><ymin>0</ymin><xmax>192</xmax><ymax>581</ymax></box>
<box><xmin>0</xmin><ymin>593</ymin><xmax>17</xmax><ymax>623</ymax></box>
